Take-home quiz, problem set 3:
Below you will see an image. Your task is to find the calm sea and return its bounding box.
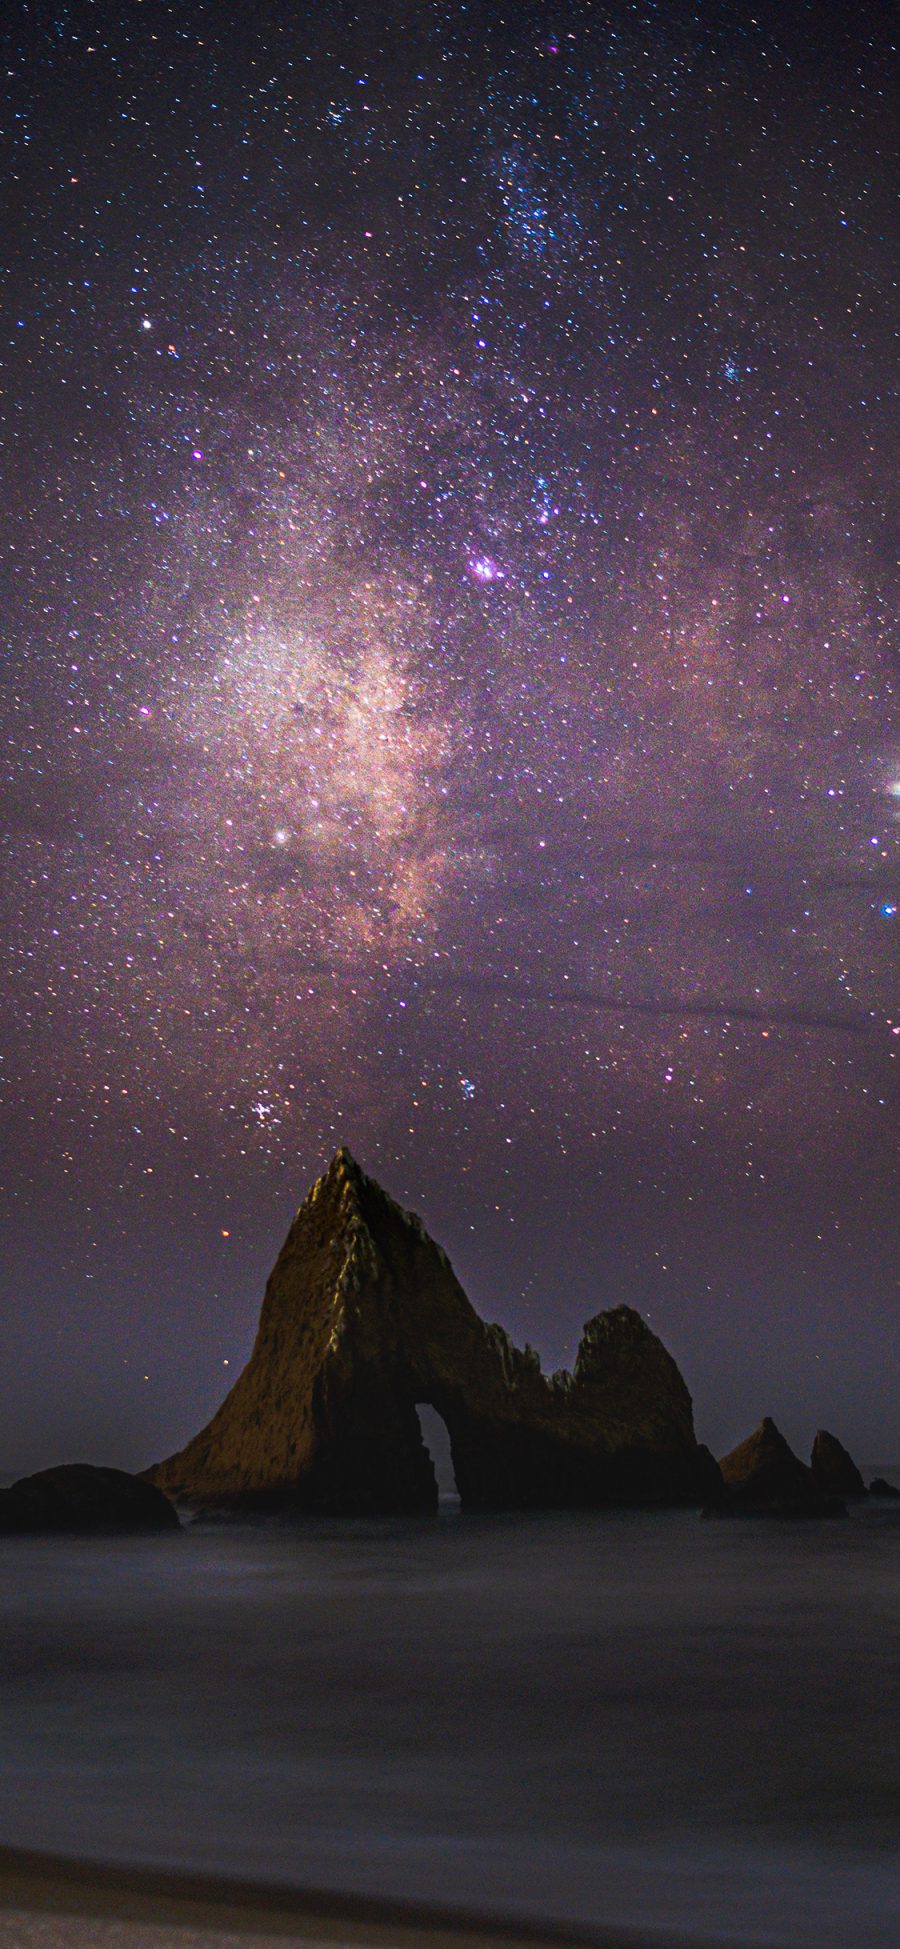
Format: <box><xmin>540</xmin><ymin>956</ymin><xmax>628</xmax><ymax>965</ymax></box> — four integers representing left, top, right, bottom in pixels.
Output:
<box><xmin>0</xmin><ymin>1483</ymin><xmax>897</xmax><ymax>1947</ymax></box>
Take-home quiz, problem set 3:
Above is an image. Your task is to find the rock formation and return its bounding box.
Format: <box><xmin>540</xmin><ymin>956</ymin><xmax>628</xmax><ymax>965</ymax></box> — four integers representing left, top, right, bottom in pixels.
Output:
<box><xmin>714</xmin><ymin>1417</ymin><xmax>845</xmax><ymax>1517</ymax></box>
<box><xmin>150</xmin><ymin>1148</ymin><xmax>718</xmax><ymax>1515</ymax></box>
<box><xmin>0</xmin><ymin>1464</ymin><xmax>179</xmax><ymax>1534</ymax></box>
<box><xmin>810</xmin><ymin>1429</ymin><xmax>867</xmax><ymax>1499</ymax></box>
<box><xmin>868</xmin><ymin>1477</ymin><xmax>900</xmax><ymax>1500</ymax></box>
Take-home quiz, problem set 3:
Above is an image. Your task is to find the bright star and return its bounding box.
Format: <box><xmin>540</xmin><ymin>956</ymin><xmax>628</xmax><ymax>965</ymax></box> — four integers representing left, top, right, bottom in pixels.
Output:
<box><xmin>468</xmin><ymin>554</ymin><xmax>504</xmax><ymax>585</ymax></box>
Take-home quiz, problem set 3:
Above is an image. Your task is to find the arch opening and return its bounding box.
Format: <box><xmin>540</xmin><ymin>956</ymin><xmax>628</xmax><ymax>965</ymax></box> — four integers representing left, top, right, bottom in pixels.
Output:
<box><xmin>415</xmin><ymin>1402</ymin><xmax>459</xmax><ymax>1506</ymax></box>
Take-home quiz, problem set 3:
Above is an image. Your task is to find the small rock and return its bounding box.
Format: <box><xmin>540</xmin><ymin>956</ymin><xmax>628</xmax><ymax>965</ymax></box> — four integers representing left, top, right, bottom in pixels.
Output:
<box><xmin>0</xmin><ymin>1464</ymin><xmax>179</xmax><ymax>1535</ymax></box>
<box><xmin>868</xmin><ymin>1477</ymin><xmax>900</xmax><ymax>1500</ymax></box>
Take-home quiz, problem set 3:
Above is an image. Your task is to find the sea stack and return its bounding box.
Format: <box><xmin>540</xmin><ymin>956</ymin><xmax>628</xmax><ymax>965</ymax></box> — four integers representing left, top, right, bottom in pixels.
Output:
<box><xmin>810</xmin><ymin>1429</ymin><xmax>867</xmax><ymax>1499</ymax></box>
<box><xmin>149</xmin><ymin>1148</ymin><xmax>716</xmax><ymax>1515</ymax></box>
<box><xmin>715</xmin><ymin>1417</ymin><xmax>845</xmax><ymax>1517</ymax></box>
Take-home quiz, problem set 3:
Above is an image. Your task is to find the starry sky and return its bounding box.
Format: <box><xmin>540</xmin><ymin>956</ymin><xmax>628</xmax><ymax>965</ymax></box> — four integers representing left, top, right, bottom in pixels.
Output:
<box><xmin>1</xmin><ymin>0</ymin><xmax>897</xmax><ymax>1476</ymax></box>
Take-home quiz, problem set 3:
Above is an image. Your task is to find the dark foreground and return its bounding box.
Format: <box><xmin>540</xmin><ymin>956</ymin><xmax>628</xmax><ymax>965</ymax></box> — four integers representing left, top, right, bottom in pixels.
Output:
<box><xmin>0</xmin><ymin>1494</ymin><xmax>897</xmax><ymax>1948</ymax></box>
<box><xmin>0</xmin><ymin>1845</ymin><xmax>740</xmax><ymax>1949</ymax></box>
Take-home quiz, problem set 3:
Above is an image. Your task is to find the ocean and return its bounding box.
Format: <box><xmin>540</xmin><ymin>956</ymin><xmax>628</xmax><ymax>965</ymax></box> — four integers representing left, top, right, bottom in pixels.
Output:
<box><xmin>0</xmin><ymin>1486</ymin><xmax>897</xmax><ymax>1948</ymax></box>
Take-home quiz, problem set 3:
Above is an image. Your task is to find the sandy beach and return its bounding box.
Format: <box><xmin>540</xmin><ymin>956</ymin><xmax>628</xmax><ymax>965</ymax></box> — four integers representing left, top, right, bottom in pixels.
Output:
<box><xmin>0</xmin><ymin>1848</ymin><xmax>741</xmax><ymax>1949</ymax></box>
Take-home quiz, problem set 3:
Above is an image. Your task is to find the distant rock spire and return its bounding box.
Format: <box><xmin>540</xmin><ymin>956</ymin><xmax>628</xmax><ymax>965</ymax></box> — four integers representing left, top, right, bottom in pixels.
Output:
<box><xmin>810</xmin><ymin>1429</ymin><xmax>867</xmax><ymax>1498</ymax></box>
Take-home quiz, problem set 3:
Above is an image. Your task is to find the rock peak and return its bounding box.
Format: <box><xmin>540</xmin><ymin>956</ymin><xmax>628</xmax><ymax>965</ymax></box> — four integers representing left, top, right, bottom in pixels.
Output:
<box><xmin>305</xmin><ymin>1146</ymin><xmax>369</xmax><ymax>1219</ymax></box>
<box><xmin>320</xmin><ymin>1144</ymin><xmax>366</xmax><ymax>1189</ymax></box>
<box><xmin>331</xmin><ymin>1143</ymin><xmax>363</xmax><ymax>1175</ymax></box>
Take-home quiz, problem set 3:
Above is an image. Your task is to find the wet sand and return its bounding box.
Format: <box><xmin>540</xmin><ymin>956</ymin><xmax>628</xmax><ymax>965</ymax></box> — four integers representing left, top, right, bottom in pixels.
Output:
<box><xmin>0</xmin><ymin>1848</ymin><xmax>739</xmax><ymax>1949</ymax></box>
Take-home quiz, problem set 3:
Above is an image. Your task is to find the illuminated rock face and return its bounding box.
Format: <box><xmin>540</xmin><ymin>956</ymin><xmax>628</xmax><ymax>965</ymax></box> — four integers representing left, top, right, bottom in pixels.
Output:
<box><xmin>150</xmin><ymin>1149</ymin><xmax>714</xmax><ymax>1514</ymax></box>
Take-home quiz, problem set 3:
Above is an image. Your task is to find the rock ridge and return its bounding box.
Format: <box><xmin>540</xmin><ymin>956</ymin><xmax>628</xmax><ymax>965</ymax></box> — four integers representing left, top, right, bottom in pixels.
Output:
<box><xmin>712</xmin><ymin>1417</ymin><xmax>846</xmax><ymax>1518</ymax></box>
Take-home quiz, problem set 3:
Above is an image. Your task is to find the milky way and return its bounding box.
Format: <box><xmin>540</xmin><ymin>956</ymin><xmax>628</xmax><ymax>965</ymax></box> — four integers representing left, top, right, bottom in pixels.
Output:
<box><xmin>0</xmin><ymin>2</ymin><xmax>897</xmax><ymax>1469</ymax></box>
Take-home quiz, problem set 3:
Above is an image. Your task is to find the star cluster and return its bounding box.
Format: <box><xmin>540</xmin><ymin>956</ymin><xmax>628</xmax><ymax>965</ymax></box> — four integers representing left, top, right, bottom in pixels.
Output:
<box><xmin>0</xmin><ymin>1</ymin><xmax>897</xmax><ymax>1467</ymax></box>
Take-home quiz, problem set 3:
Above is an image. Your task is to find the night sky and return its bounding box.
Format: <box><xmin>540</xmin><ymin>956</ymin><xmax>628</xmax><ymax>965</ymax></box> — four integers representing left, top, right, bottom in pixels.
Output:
<box><xmin>1</xmin><ymin>1</ymin><xmax>897</xmax><ymax>1477</ymax></box>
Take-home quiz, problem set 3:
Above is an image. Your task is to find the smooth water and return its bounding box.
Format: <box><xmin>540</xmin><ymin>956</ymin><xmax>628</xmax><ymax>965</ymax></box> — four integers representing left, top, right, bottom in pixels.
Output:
<box><xmin>0</xmin><ymin>1497</ymin><xmax>898</xmax><ymax>1947</ymax></box>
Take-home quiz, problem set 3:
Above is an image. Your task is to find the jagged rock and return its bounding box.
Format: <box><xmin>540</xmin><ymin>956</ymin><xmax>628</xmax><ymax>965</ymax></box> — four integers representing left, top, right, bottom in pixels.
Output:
<box><xmin>811</xmin><ymin>1429</ymin><xmax>867</xmax><ymax>1498</ymax></box>
<box><xmin>0</xmin><ymin>1464</ymin><xmax>179</xmax><ymax>1535</ymax></box>
<box><xmin>868</xmin><ymin>1477</ymin><xmax>900</xmax><ymax>1500</ymax></box>
<box><xmin>712</xmin><ymin>1417</ymin><xmax>845</xmax><ymax>1518</ymax></box>
<box><xmin>149</xmin><ymin>1148</ymin><xmax>714</xmax><ymax>1515</ymax></box>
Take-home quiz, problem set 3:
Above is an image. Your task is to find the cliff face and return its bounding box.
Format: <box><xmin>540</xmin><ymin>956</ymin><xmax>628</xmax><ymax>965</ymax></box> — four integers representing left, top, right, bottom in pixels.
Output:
<box><xmin>150</xmin><ymin>1148</ymin><xmax>713</xmax><ymax>1513</ymax></box>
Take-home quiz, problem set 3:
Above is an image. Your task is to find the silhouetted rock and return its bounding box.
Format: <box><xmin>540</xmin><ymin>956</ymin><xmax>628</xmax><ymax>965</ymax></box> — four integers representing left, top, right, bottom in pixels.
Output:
<box><xmin>0</xmin><ymin>1464</ymin><xmax>179</xmax><ymax>1534</ymax></box>
<box><xmin>711</xmin><ymin>1417</ymin><xmax>845</xmax><ymax>1518</ymax></box>
<box><xmin>811</xmin><ymin>1429</ymin><xmax>867</xmax><ymax>1498</ymax></box>
<box><xmin>149</xmin><ymin>1148</ymin><xmax>714</xmax><ymax>1515</ymax></box>
<box><xmin>695</xmin><ymin>1443</ymin><xmax>729</xmax><ymax>1509</ymax></box>
<box><xmin>868</xmin><ymin>1477</ymin><xmax>900</xmax><ymax>1500</ymax></box>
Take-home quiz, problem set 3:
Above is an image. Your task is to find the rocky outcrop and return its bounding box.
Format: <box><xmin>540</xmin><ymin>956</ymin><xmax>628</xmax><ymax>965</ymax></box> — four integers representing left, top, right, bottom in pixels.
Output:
<box><xmin>713</xmin><ymin>1417</ymin><xmax>845</xmax><ymax>1517</ymax></box>
<box><xmin>868</xmin><ymin>1477</ymin><xmax>900</xmax><ymax>1500</ymax></box>
<box><xmin>149</xmin><ymin>1148</ymin><xmax>716</xmax><ymax>1515</ymax></box>
<box><xmin>0</xmin><ymin>1464</ymin><xmax>179</xmax><ymax>1534</ymax></box>
<box><xmin>810</xmin><ymin>1429</ymin><xmax>867</xmax><ymax>1499</ymax></box>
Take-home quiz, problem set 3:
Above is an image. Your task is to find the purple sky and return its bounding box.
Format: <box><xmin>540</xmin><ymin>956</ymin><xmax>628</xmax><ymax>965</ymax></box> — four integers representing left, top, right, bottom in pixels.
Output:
<box><xmin>1</xmin><ymin>1</ymin><xmax>897</xmax><ymax>1474</ymax></box>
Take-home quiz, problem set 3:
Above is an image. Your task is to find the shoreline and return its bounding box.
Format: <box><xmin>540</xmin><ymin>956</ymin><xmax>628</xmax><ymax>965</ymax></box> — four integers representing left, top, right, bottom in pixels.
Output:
<box><xmin>0</xmin><ymin>1844</ymin><xmax>752</xmax><ymax>1949</ymax></box>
